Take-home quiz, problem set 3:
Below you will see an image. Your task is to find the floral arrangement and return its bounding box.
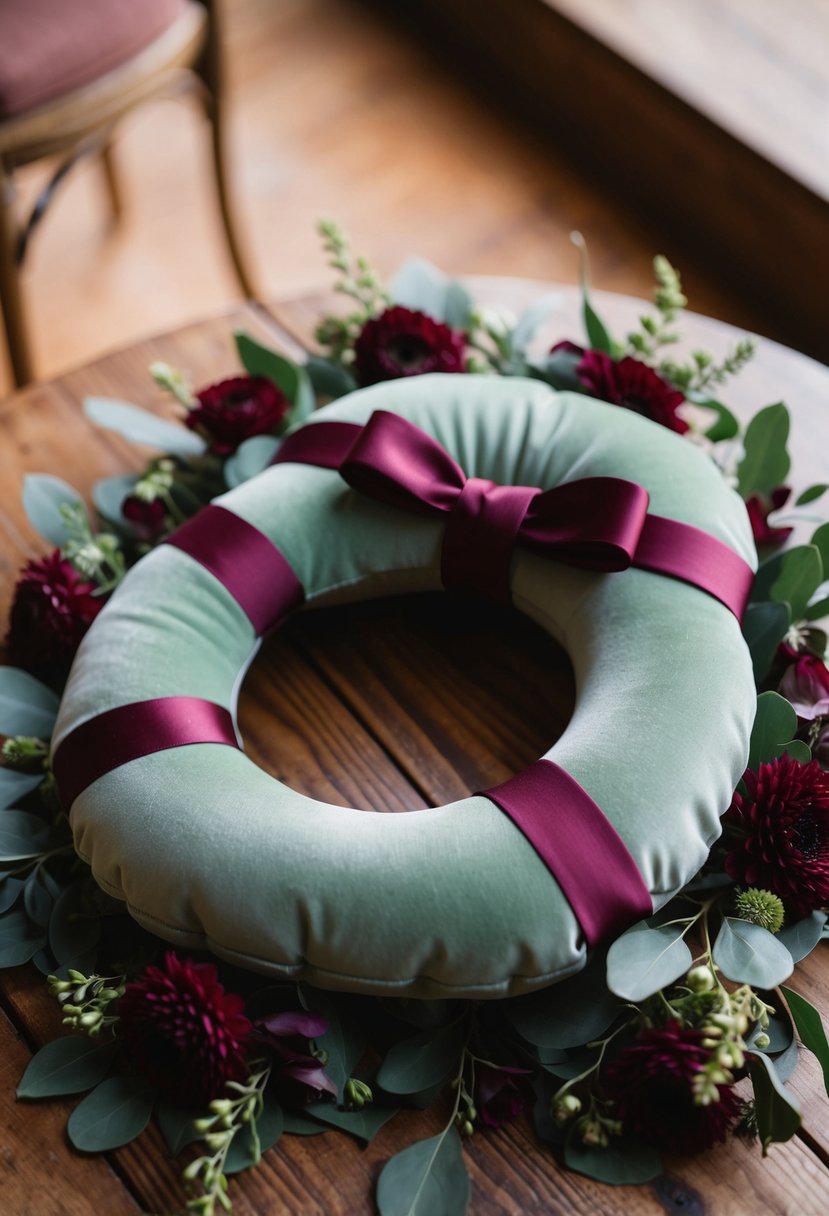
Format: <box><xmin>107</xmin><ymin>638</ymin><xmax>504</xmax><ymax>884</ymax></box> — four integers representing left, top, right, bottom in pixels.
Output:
<box><xmin>3</xmin><ymin>223</ymin><xmax>829</xmax><ymax>1215</ymax></box>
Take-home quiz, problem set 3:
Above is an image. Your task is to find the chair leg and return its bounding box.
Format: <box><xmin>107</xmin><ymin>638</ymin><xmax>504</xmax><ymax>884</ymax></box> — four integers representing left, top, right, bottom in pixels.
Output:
<box><xmin>0</xmin><ymin>167</ymin><xmax>34</xmax><ymax>388</ymax></box>
<box><xmin>204</xmin><ymin>91</ymin><xmax>257</xmax><ymax>300</ymax></box>
<box><xmin>101</xmin><ymin>142</ymin><xmax>123</xmax><ymax>223</ymax></box>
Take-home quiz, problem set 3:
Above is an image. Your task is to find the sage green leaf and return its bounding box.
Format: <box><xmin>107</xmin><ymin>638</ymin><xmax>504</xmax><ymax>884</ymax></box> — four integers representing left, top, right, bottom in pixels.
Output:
<box><xmin>91</xmin><ymin>474</ymin><xmax>137</xmax><ymax>528</ymax></box>
<box><xmin>777</xmin><ymin>912</ymin><xmax>827</xmax><ymax>964</ymax></box>
<box><xmin>84</xmin><ymin>398</ymin><xmax>206</xmax><ymax>457</ymax></box>
<box><xmin>0</xmin><ymin>768</ymin><xmax>43</xmax><ymax>810</ymax></box>
<box><xmin>282</xmin><ymin>1113</ymin><xmax>326</xmax><ymax>1136</ymax></box>
<box><xmin>531</xmin><ymin>1073</ymin><xmax>566</xmax><ymax>1146</ymax></box>
<box><xmin>805</xmin><ymin>595</ymin><xmax>829</xmax><ymax>623</ymax></box>
<box><xmin>49</xmin><ymin>882</ymin><xmax>101</xmax><ymax>964</ymax></box>
<box><xmin>736</xmin><ymin>403</ymin><xmax>791</xmax><ymax>498</ymax></box>
<box><xmin>564</xmin><ymin>1132</ymin><xmax>661</xmax><ymax>1185</ymax></box>
<box><xmin>377</xmin><ymin>1024</ymin><xmax>462</xmax><ymax>1096</ymax></box>
<box><xmin>0</xmin><ymin>910</ymin><xmax>45</xmax><ymax>965</ymax></box>
<box><xmin>390</xmin><ymin>258</ymin><xmax>455</xmax><ymax>324</ymax></box>
<box><xmin>540</xmin><ymin>1044</ymin><xmax>601</xmax><ymax>1081</ymax></box>
<box><xmin>156</xmin><ymin>1100</ymin><xmax>204</xmax><ymax>1154</ymax></box>
<box><xmin>527</xmin><ymin>350</ymin><xmax>583</xmax><ymax>393</ymax></box>
<box><xmin>17</xmin><ymin>1036</ymin><xmax>117</xmax><ymax>1098</ymax></box>
<box><xmin>810</xmin><ymin>522</ymin><xmax>829</xmax><ymax>574</ymax></box>
<box><xmin>771</xmin><ymin>1036</ymin><xmax>799</xmax><ymax>1083</ymax></box>
<box><xmin>305</xmin><ymin>354</ymin><xmax>357</xmax><ymax>400</ymax></box>
<box><xmin>0</xmin><ymin>667</ymin><xmax>60</xmax><ymax>737</ymax></box>
<box><xmin>688</xmin><ymin>395</ymin><xmax>739</xmax><ymax>442</ymax></box>
<box><xmin>224</xmin><ymin>435</ymin><xmax>281</xmax><ymax>489</ymax></box>
<box><xmin>68</xmin><ymin>1076</ymin><xmax>154</xmax><ymax>1151</ymax></box>
<box><xmin>606</xmin><ymin>923</ymin><xmax>693</xmax><ymax>1001</ymax></box>
<box><xmin>224</xmin><ymin>1092</ymin><xmax>284</xmax><ymax>1174</ymax></box>
<box><xmin>506</xmin><ymin>952</ymin><xmax>620</xmax><ymax>1049</ymax></box>
<box><xmin>23</xmin><ymin>871</ymin><xmax>53</xmax><ymax>928</ymax></box>
<box><xmin>747</xmin><ymin>692</ymin><xmax>799</xmax><ymax>770</ymax></box>
<box><xmin>443</xmin><ymin>281</ymin><xmax>474</xmax><ymax>332</ymax></box>
<box><xmin>300</xmin><ymin>987</ymin><xmax>364</xmax><ymax>1103</ymax></box>
<box><xmin>782</xmin><ymin>986</ymin><xmax>829</xmax><ymax>1097</ymax></box>
<box><xmin>0</xmin><ymin>876</ymin><xmax>24</xmax><ymax>914</ymax></box>
<box><xmin>510</xmin><ymin>293</ymin><xmax>561</xmax><ymax>356</ymax></box>
<box><xmin>749</xmin><ymin>1010</ymin><xmax>793</xmax><ymax>1055</ymax></box>
<box><xmin>771</xmin><ymin>546</ymin><xmax>823</xmax><ymax>621</ymax></box>
<box><xmin>784</xmin><ymin>740</ymin><xmax>813</xmax><ymax>763</ymax></box>
<box><xmin>747</xmin><ymin>1052</ymin><xmax>801</xmax><ymax>1153</ymax></box>
<box><xmin>796</xmin><ymin>484</ymin><xmax>829</xmax><ymax>506</ymax></box>
<box><xmin>712</xmin><ymin>918</ymin><xmax>794</xmax><ymax>988</ymax></box>
<box><xmin>377</xmin><ymin>1129</ymin><xmax>469</xmax><ymax>1216</ymax></box>
<box><xmin>22</xmin><ymin>474</ymin><xmax>86</xmax><ymax>547</ymax></box>
<box><xmin>303</xmin><ymin>1101</ymin><xmax>399</xmax><ymax>1143</ymax></box>
<box><xmin>742</xmin><ymin>602</ymin><xmax>791</xmax><ymax>682</ymax></box>
<box><xmin>0</xmin><ymin>811</ymin><xmax>51</xmax><ymax>861</ymax></box>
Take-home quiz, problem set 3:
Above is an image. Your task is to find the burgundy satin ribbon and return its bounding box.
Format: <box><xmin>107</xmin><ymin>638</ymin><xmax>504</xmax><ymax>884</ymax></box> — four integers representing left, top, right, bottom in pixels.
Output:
<box><xmin>274</xmin><ymin>414</ymin><xmax>754</xmax><ymax>619</ymax></box>
<box><xmin>166</xmin><ymin>504</ymin><xmax>304</xmax><ymax>635</ymax></box>
<box><xmin>53</xmin><ymin>697</ymin><xmax>239</xmax><ymax>811</ymax></box>
<box><xmin>484</xmin><ymin>760</ymin><xmax>653</xmax><ymax>944</ymax></box>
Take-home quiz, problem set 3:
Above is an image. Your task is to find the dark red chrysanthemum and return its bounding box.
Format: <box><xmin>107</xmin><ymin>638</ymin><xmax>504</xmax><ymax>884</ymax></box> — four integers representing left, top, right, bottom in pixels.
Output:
<box><xmin>601</xmin><ymin>1022</ymin><xmax>740</xmax><ymax>1154</ymax></box>
<box><xmin>122</xmin><ymin>495</ymin><xmax>169</xmax><ymax>543</ymax></box>
<box><xmin>117</xmin><ymin>952</ymin><xmax>253</xmax><ymax>1106</ymax></box>
<box><xmin>254</xmin><ymin>1008</ymin><xmax>336</xmax><ymax>1107</ymax></box>
<box><xmin>745</xmin><ymin>486</ymin><xmax>793</xmax><ymax>548</ymax></box>
<box><xmin>723</xmin><ymin>755</ymin><xmax>829</xmax><ymax>918</ymax></box>
<box><xmin>576</xmin><ymin>350</ymin><xmax>688</xmax><ymax>433</ymax></box>
<box><xmin>353</xmin><ymin>305</ymin><xmax>466</xmax><ymax>386</ymax></box>
<box><xmin>185</xmin><ymin>375</ymin><xmax>289</xmax><ymax>456</ymax></box>
<box><xmin>475</xmin><ymin>1063</ymin><xmax>535</xmax><ymax>1129</ymax></box>
<box><xmin>5</xmin><ymin>549</ymin><xmax>102</xmax><ymax>682</ymax></box>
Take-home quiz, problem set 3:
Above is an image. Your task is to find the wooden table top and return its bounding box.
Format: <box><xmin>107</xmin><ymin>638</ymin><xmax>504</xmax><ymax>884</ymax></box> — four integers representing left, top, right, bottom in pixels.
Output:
<box><xmin>3</xmin><ymin>285</ymin><xmax>829</xmax><ymax>1215</ymax></box>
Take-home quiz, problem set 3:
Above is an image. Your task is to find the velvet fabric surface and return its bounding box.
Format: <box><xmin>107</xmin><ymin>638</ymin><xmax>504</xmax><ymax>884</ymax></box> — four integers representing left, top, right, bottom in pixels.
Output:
<box><xmin>53</xmin><ymin>376</ymin><xmax>757</xmax><ymax>998</ymax></box>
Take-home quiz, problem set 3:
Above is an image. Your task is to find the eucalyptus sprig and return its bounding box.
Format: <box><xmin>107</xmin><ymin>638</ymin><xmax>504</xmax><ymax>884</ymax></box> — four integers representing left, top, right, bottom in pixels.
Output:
<box><xmin>623</xmin><ymin>255</ymin><xmax>687</xmax><ymax>361</ymax></box>
<box><xmin>183</xmin><ymin>1063</ymin><xmax>272</xmax><ymax>1215</ymax></box>
<box><xmin>48</xmin><ymin>970</ymin><xmax>126</xmax><ymax>1036</ymax></box>
<box><xmin>59</xmin><ymin>502</ymin><xmax>126</xmax><ymax>593</ymax></box>
<box><xmin>314</xmin><ymin>219</ymin><xmax>390</xmax><ymax>365</ymax></box>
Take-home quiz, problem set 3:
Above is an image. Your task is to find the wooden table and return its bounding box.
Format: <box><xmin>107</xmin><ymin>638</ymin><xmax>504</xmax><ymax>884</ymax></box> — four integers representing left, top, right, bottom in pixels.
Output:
<box><xmin>3</xmin><ymin>286</ymin><xmax>829</xmax><ymax>1215</ymax></box>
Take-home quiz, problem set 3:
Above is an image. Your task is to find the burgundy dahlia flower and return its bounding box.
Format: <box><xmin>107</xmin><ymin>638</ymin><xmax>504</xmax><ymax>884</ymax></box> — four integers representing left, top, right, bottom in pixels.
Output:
<box><xmin>122</xmin><ymin>495</ymin><xmax>169</xmax><ymax>543</ymax></box>
<box><xmin>116</xmin><ymin>952</ymin><xmax>253</xmax><ymax>1105</ymax></box>
<box><xmin>475</xmin><ymin>1063</ymin><xmax>535</xmax><ymax>1129</ymax></box>
<box><xmin>778</xmin><ymin>654</ymin><xmax>829</xmax><ymax>722</ymax></box>
<box><xmin>186</xmin><ymin>375</ymin><xmax>289</xmax><ymax>455</ymax></box>
<box><xmin>724</xmin><ymin>755</ymin><xmax>829</xmax><ymax>918</ymax></box>
<box><xmin>576</xmin><ymin>349</ymin><xmax>688</xmax><ymax>433</ymax></box>
<box><xmin>601</xmin><ymin>1022</ymin><xmax>740</xmax><ymax>1154</ymax></box>
<box><xmin>353</xmin><ymin>305</ymin><xmax>466</xmax><ymax>385</ymax></box>
<box><xmin>745</xmin><ymin>486</ymin><xmax>793</xmax><ymax>549</ymax></box>
<box><xmin>254</xmin><ymin>1008</ymin><xmax>336</xmax><ymax>1106</ymax></box>
<box><xmin>6</xmin><ymin>549</ymin><xmax>103</xmax><ymax>683</ymax></box>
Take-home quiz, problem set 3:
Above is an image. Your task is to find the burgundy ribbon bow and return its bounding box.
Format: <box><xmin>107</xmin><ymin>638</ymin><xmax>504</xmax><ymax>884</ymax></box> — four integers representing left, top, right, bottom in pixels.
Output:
<box><xmin>338</xmin><ymin>410</ymin><xmax>650</xmax><ymax>603</ymax></box>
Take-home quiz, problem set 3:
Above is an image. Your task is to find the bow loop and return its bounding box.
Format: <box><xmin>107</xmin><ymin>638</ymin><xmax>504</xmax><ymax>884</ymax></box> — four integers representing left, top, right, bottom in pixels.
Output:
<box><xmin>341</xmin><ymin>410</ymin><xmax>464</xmax><ymax>515</ymax></box>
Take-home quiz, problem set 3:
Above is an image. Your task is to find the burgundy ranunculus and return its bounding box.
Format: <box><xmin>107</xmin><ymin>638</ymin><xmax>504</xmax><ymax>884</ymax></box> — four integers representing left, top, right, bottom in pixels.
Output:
<box><xmin>353</xmin><ymin>306</ymin><xmax>466</xmax><ymax>386</ymax></box>
<box><xmin>117</xmin><ymin>952</ymin><xmax>253</xmax><ymax>1106</ymax></box>
<box><xmin>122</xmin><ymin>495</ymin><xmax>169</xmax><ymax>543</ymax></box>
<box><xmin>6</xmin><ymin>549</ymin><xmax>103</xmax><ymax>683</ymax></box>
<box><xmin>576</xmin><ymin>350</ymin><xmax>688</xmax><ymax>433</ymax></box>
<box><xmin>745</xmin><ymin>486</ymin><xmax>793</xmax><ymax>549</ymax></box>
<box><xmin>254</xmin><ymin>1009</ymin><xmax>337</xmax><ymax>1107</ymax></box>
<box><xmin>723</xmin><ymin>755</ymin><xmax>829</xmax><ymax>918</ymax></box>
<box><xmin>601</xmin><ymin>1022</ymin><xmax>740</xmax><ymax>1154</ymax></box>
<box><xmin>778</xmin><ymin>654</ymin><xmax>829</xmax><ymax>722</ymax></box>
<box><xmin>186</xmin><ymin>375</ymin><xmax>289</xmax><ymax>456</ymax></box>
<box><xmin>475</xmin><ymin>1063</ymin><xmax>535</xmax><ymax>1129</ymax></box>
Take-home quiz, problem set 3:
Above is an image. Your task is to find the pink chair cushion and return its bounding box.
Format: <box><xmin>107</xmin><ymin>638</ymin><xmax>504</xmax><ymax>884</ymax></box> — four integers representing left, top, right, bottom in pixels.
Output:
<box><xmin>0</xmin><ymin>0</ymin><xmax>189</xmax><ymax>119</ymax></box>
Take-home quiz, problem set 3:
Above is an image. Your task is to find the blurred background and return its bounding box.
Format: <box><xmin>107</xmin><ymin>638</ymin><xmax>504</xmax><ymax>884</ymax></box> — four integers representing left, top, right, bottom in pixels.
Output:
<box><xmin>1</xmin><ymin>0</ymin><xmax>826</xmax><ymax>396</ymax></box>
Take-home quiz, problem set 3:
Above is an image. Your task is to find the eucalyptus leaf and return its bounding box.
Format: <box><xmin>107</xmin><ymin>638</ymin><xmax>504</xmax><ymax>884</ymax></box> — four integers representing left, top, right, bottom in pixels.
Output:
<box><xmin>0</xmin><ymin>810</ymin><xmax>51</xmax><ymax>861</ymax></box>
<box><xmin>748</xmin><ymin>1010</ymin><xmax>793</xmax><ymax>1056</ymax></box>
<box><xmin>564</xmin><ymin>1131</ymin><xmax>662</xmax><ymax>1185</ymax></box>
<box><xmin>282</xmin><ymin>1112</ymin><xmax>326</xmax><ymax>1136</ymax></box>
<box><xmin>606</xmin><ymin>922</ymin><xmax>693</xmax><ymax>1001</ymax></box>
<box><xmin>0</xmin><ymin>667</ymin><xmax>59</xmax><ymax>736</ymax></box>
<box><xmin>377</xmin><ymin>1023</ymin><xmax>462</xmax><ymax>1096</ymax></box>
<box><xmin>747</xmin><ymin>1052</ymin><xmax>801</xmax><ymax>1153</ymax></box>
<box><xmin>770</xmin><ymin>1035</ymin><xmax>799</xmax><ymax>1083</ymax></box>
<box><xmin>747</xmin><ymin>692</ymin><xmax>800</xmax><ymax>770</ymax></box>
<box><xmin>795</xmin><ymin>484</ymin><xmax>829</xmax><ymax>506</ymax></box>
<box><xmin>507</xmin><ymin>952</ymin><xmax>620</xmax><ymax>1049</ymax></box>
<box><xmin>777</xmin><ymin>912</ymin><xmax>827</xmax><ymax>964</ymax></box>
<box><xmin>390</xmin><ymin>258</ymin><xmax>454</xmax><ymax>323</ymax></box>
<box><xmin>0</xmin><ymin>768</ymin><xmax>43</xmax><ymax>810</ymax></box>
<box><xmin>510</xmin><ymin>293</ymin><xmax>562</xmax><ymax>355</ymax></box>
<box><xmin>810</xmin><ymin>523</ymin><xmax>829</xmax><ymax>575</ymax></box>
<box><xmin>688</xmin><ymin>396</ymin><xmax>739</xmax><ymax>443</ymax></box>
<box><xmin>235</xmin><ymin>332</ymin><xmax>304</xmax><ymax>407</ymax></box>
<box><xmin>224</xmin><ymin>1092</ymin><xmax>284</xmax><ymax>1173</ymax></box>
<box><xmin>526</xmin><ymin>349</ymin><xmax>583</xmax><ymax>393</ymax></box>
<box><xmin>782</xmin><ymin>986</ymin><xmax>829</xmax><ymax>1097</ymax></box>
<box><xmin>305</xmin><ymin>355</ymin><xmax>358</xmax><ymax>401</ymax></box>
<box><xmin>303</xmin><ymin>1101</ymin><xmax>399</xmax><ymax>1143</ymax></box>
<box><xmin>0</xmin><ymin>909</ymin><xmax>47</xmax><ymax>966</ymax></box>
<box><xmin>22</xmin><ymin>474</ymin><xmax>86</xmax><ymax>547</ymax></box>
<box><xmin>742</xmin><ymin>602</ymin><xmax>791</xmax><ymax>682</ymax></box>
<box><xmin>0</xmin><ymin>876</ymin><xmax>24</xmax><ymax>914</ymax></box>
<box><xmin>68</xmin><ymin>1076</ymin><xmax>155</xmax><ymax>1151</ymax></box>
<box><xmin>84</xmin><ymin>398</ymin><xmax>206</xmax><ymax>457</ymax></box>
<box><xmin>770</xmin><ymin>546</ymin><xmax>823</xmax><ymax>621</ymax></box>
<box><xmin>17</xmin><ymin>1036</ymin><xmax>117</xmax><ymax>1099</ymax></box>
<box><xmin>376</xmin><ymin>1128</ymin><xmax>470</xmax><ymax>1216</ymax></box>
<box><xmin>712</xmin><ymin>917</ymin><xmax>794</xmax><ymax>988</ymax></box>
<box><xmin>736</xmin><ymin>403</ymin><xmax>791</xmax><ymax>499</ymax></box>
<box><xmin>49</xmin><ymin>882</ymin><xmax>101</xmax><ymax>964</ymax></box>
<box><xmin>224</xmin><ymin>435</ymin><xmax>281</xmax><ymax>489</ymax></box>
<box><xmin>443</xmin><ymin>280</ymin><xmax>474</xmax><ymax>332</ymax></box>
<box><xmin>531</xmin><ymin>1072</ymin><xmax>566</xmax><ymax>1146</ymax></box>
<box><xmin>156</xmin><ymin>1100</ymin><xmax>204</xmax><ymax>1154</ymax></box>
<box><xmin>91</xmin><ymin>474</ymin><xmax>137</xmax><ymax>528</ymax></box>
<box><xmin>24</xmin><ymin>871</ymin><xmax>53</xmax><ymax>928</ymax></box>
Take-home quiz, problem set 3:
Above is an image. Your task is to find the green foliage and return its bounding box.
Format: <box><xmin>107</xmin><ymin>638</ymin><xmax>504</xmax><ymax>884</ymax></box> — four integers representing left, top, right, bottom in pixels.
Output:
<box><xmin>84</xmin><ymin>397</ymin><xmax>206</xmax><ymax>457</ymax></box>
<box><xmin>377</xmin><ymin>1023</ymin><xmax>463</xmax><ymax>1096</ymax></box>
<box><xmin>304</xmin><ymin>354</ymin><xmax>358</xmax><ymax>400</ymax></box>
<box><xmin>67</xmin><ymin>1076</ymin><xmax>155</xmax><ymax>1151</ymax></box>
<box><xmin>22</xmin><ymin>475</ymin><xmax>88</xmax><ymax>548</ymax></box>
<box><xmin>736</xmin><ymin>403</ymin><xmax>791</xmax><ymax>499</ymax></box>
<box><xmin>571</xmin><ymin>232</ymin><xmax>613</xmax><ymax>355</ymax></box>
<box><xmin>17</xmin><ymin>1036</ymin><xmax>117</xmax><ymax>1099</ymax></box>
<box><xmin>782</xmin><ymin>987</ymin><xmax>829</xmax><ymax>1097</ymax></box>
<box><xmin>747</xmin><ymin>1053</ymin><xmax>801</xmax><ymax>1154</ymax></box>
<box><xmin>376</xmin><ymin>1129</ymin><xmax>470</xmax><ymax>1216</ymax></box>
<box><xmin>223</xmin><ymin>435</ymin><xmax>281</xmax><ymax>489</ymax></box>
<box><xmin>234</xmin><ymin>333</ymin><xmax>314</xmax><ymax>424</ymax></box>
<box><xmin>747</xmin><ymin>692</ymin><xmax>803</xmax><ymax>770</ymax></box>
<box><xmin>776</xmin><ymin>913</ymin><xmax>827</xmax><ymax>964</ymax></box>
<box><xmin>796</xmin><ymin>484</ymin><xmax>829</xmax><ymax>506</ymax></box>
<box><xmin>742</xmin><ymin>602</ymin><xmax>792</xmax><ymax>682</ymax></box>
<box><xmin>712</xmin><ymin>918</ymin><xmax>794</xmax><ymax>989</ymax></box>
<box><xmin>506</xmin><ymin>951</ymin><xmax>620</xmax><ymax>1050</ymax></box>
<box><xmin>391</xmin><ymin>258</ymin><xmax>473</xmax><ymax>330</ymax></box>
<box><xmin>563</xmin><ymin>1132</ymin><xmax>662</xmax><ymax>1185</ymax></box>
<box><xmin>606</xmin><ymin>923</ymin><xmax>693</xmax><ymax>1002</ymax></box>
<box><xmin>303</xmin><ymin>1101</ymin><xmax>399</xmax><ymax>1143</ymax></box>
<box><xmin>299</xmin><ymin>987</ymin><xmax>365</xmax><ymax>1104</ymax></box>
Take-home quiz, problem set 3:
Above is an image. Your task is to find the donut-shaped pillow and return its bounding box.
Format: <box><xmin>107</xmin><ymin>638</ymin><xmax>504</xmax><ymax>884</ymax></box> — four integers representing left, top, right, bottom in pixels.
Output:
<box><xmin>52</xmin><ymin>375</ymin><xmax>756</xmax><ymax>999</ymax></box>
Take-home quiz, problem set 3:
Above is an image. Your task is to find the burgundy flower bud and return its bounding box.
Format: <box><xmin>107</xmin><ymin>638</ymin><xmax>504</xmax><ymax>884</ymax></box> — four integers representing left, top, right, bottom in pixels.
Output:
<box><xmin>724</xmin><ymin>755</ymin><xmax>829</xmax><ymax>918</ymax></box>
<box><xmin>186</xmin><ymin>375</ymin><xmax>289</xmax><ymax>456</ymax></box>
<box><xmin>576</xmin><ymin>350</ymin><xmax>688</xmax><ymax>433</ymax></box>
<box><xmin>353</xmin><ymin>306</ymin><xmax>466</xmax><ymax>386</ymax></box>
<box><xmin>6</xmin><ymin>549</ymin><xmax>103</xmax><ymax>684</ymax></box>
<box><xmin>122</xmin><ymin>495</ymin><xmax>169</xmax><ymax>543</ymax></box>
<box><xmin>778</xmin><ymin>654</ymin><xmax>829</xmax><ymax>722</ymax></box>
<box><xmin>745</xmin><ymin>486</ymin><xmax>793</xmax><ymax>549</ymax></box>
<box><xmin>254</xmin><ymin>1007</ymin><xmax>337</xmax><ymax>1107</ymax></box>
<box><xmin>475</xmin><ymin>1063</ymin><xmax>535</xmax><ymax>1129</ymax></box>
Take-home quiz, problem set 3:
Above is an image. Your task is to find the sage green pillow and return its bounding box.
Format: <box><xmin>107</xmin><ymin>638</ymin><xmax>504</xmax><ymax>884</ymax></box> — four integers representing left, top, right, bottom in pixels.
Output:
<box><xmin>53</xmin><ymin>375</ymin><xmax>756</xmax><ymax>998</ymax></box>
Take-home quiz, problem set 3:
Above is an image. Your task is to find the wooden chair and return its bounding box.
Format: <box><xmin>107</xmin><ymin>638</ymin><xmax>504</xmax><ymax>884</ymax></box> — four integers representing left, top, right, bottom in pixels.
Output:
<box><xmin>0</xmin><ymin>0</ymin><xmax>255</xmax><ymax>388</ymax></box>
